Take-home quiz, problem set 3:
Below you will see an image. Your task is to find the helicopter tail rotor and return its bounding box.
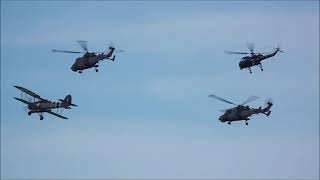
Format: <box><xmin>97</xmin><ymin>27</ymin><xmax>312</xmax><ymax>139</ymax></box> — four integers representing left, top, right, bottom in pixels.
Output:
<box><xmin>107</xmin><ymin>41</ymin><xmax>124</xmax><ymax>54</ymax></box>
<box><xmin>264</xmin><ymin>98</ymin><xmax>273</xmax><ymax>107</ymax></box>
<box><xmin>108</xmin><ymin>41</ymin><xmax>115</xmax><ymax>49</ymax></box>
<box><xmin>275</xmin><ymin>45</ymin><xmax>283</xmax><ymax>53</ymax></box>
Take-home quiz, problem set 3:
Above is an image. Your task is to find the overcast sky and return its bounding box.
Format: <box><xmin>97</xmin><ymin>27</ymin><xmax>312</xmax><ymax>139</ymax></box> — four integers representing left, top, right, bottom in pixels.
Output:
<box><xmin>1</xmin><ymin>1</ymin><xmax>319</xmax><ymax>179</ymax></box>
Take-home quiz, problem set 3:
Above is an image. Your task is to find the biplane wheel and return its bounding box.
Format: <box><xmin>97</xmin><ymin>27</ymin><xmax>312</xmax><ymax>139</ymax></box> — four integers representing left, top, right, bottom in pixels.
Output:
<box><xmin>261</xmin><ymin>69</ymin><xmax>264</xmax><ymax>71</ymax></box>
<box><xmin>228</xmin><ymin>122</ymin><xmax>231</xmax><ymax>125</ymax></box>
<box><xmin>245</xmin><ymin>122</ymin><xmax>248</xmax><ymax>125</ymax></box>
<box><xmin>28</xmin><ymin>112</ymin><xmax>31</xmax><ymax>116</ymax></box>
<box><xmin>95</xmin><ymin>69</ymin><xmax>98</xmax><ymax>72</ymax></box>
<box><xmin>78</xmin><ymin>71</ymin><xmax>82</xmax><ymax>74</ymax></box>
<box><xmin>40</xmin><ymin>117</ymin><xmax>44</xmax><ymax>120</ymax></box>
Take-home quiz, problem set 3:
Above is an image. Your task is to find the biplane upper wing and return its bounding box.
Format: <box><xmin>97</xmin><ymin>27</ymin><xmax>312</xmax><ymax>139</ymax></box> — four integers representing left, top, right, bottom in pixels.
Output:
<box><xmin>14</xmin><ymin>85</ymin><xmax>45</xmax><ymax>101</ymax></box>
<box><xmin>13</xmin><ymin>97</ymin><xmax>31</xmax><ymax>104</ymax></box>
<box><xmin>47</xmin><ymin>111</ymin><xmax>68</xmax><ymax>119</ymax></box>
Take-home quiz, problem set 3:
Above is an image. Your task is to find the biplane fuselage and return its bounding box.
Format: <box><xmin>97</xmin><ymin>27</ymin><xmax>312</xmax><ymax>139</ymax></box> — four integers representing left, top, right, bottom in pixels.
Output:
<box><xmin>27</xmin><ymin>97</ymin><xmax>71</xmax><ymax>110</ymax></box>
<box><xmin>13</xmin><ymin>86</ymin><xmax>77</xmax><ymax>120</ymax></box>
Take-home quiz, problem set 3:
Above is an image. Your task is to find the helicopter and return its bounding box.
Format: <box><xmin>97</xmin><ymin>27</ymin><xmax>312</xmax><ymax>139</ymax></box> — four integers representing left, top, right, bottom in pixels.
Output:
<box><xmin>225</xmin><ymin>43</ymin><xmax>283</xmax><ymax>73</ymax></box>
<box><xmin>208</xmin><ymin>94</ymin><xmax>273</xmax><ymax>125</ymax></box>
<box><xmin>13</xmin><ymin>85</ymin><xmax>77</xmax><ymax>120</ymax></box>
<box><xmin>52</xmin><ymin>41</ymin><xmax>123</xmax><ymax>73</ymax></box>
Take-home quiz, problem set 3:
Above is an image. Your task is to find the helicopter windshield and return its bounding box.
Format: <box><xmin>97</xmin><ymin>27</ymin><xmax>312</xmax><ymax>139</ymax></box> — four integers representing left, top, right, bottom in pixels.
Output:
<box><xmin>241</xmin><ymin>56</ymin><xmax>250</xmax><ymax>61</ymax></box>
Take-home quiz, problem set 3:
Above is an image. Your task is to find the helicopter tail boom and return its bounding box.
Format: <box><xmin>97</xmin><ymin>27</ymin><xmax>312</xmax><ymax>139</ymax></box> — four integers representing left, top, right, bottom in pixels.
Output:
<box><xmin>253</xmin><ymin>101</ymin><xmax>273</xmax><ymax>116</ymax></box>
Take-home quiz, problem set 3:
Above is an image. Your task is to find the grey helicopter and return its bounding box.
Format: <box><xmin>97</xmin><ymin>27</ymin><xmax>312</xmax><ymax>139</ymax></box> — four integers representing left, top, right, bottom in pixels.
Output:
<box><xmin>13</xmin><ymin>85</ymin><xmax>77</xmax><ymax>120</ymax></box>
<box><xmin>225</xmin><ymin>43</ymin><xmax>283</xmax><ymax>73</ymax></box>
<box><xmin>52</xmin><ymin>41</ymin><xmax>123</xmax><ymax>73</ymax></box>
<box><xmin>208</xmin><ymin>94</ymin><xmax>273</xmax><ymax>125</ymax></box>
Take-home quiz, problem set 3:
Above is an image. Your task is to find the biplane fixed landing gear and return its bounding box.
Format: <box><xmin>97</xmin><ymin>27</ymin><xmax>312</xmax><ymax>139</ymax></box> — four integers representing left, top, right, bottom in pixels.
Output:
<box><xmin>95</xmin><ymin>65</ymin><xmax>99</xmax><ymax>72</ymax></box>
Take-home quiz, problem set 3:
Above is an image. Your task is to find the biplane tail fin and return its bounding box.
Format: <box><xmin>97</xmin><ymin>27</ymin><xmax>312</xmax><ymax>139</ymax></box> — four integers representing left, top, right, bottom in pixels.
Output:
<box><xmin>59</xmin><ymin>95</ymin><xmax>77</xmax><ymax>108</ymax></box>
<box><xmin>63</xmin><ymin>95</ymin><xmax>72</xmax><ymax>105</ymax></box>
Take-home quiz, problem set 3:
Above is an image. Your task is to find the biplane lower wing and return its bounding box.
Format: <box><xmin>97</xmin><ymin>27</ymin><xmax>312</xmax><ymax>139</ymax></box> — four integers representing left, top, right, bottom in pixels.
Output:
<box><xmin>13</xmin><ymin>97</ymin><xmax>31</xmax><ymax>105</ymax></box>
<box><xmin>47</xmin><ymin>111</ymin><xmax>68</xmax><ymax>119</ymax></box>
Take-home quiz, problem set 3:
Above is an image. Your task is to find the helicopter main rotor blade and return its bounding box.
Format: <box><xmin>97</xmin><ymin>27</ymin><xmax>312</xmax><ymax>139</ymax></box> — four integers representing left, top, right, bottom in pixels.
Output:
<box><xmin>115</xmin><ymin>49</ymin><xmax>125</xmax><ymax>53</ymax></box>
<box><xmin>52</xmin><ymin>49</ymin><xmax>85</xmax><ymax>53</ymax></box>
<box><xmin>225</xmin><ymin>51</ymin><xmax>249</xmax><ymax>55</ymax></box>
<box><xmin>241</xmin><ymin>95</ymin><xmax>259</xmax><ymax>106</ymax></box>
<box><xmin>77</xmin><ymin>40</ymin><xmax>88</xmax><ymax>52</ymax></box>
<box><xmin>246</xmin><ymin>42</ymin><xmax>255</xmax><ymax>54</ymax></box>
<box><xmin>208</xmin><ymin>94</ymin><xmax>237</xmax><ymax>105</ymax></box>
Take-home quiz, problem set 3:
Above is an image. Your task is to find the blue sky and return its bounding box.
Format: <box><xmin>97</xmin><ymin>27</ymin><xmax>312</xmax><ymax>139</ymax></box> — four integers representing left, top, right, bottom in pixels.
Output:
<box><xmin>1</xmin><ymin>1</ymin><xmax>319</xmax><ymax>179</ymax></box>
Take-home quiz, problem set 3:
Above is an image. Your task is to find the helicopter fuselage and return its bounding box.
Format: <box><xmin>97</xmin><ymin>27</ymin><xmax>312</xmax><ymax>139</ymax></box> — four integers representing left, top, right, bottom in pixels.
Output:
<box><xmin>239</xmin><ymin>49</ymin><xmax>280</xmax><ymax>70</ymax></box>
<box><xmin>219</xmin><ymin>102</ymin><xmax>273</xmax><ymax>124</ymax></box>
<box><xmin>219</xmin><ymin>105</ymin><xmax>254</xmax><ymax>122</ymax></box>
<box><xmin>71</xmin><ymin>49</ymin><xmax>115</xmax><ymax>72</ymax></box>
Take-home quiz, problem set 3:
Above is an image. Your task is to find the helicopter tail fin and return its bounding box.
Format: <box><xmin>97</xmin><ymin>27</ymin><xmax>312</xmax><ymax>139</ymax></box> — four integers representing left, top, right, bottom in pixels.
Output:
<box><xmin>262</xmin><ymin>99</ymin><xmax>273</xmax><ymax>116</ymax></box>
<box><xmin>111</xmin><ymin>55</ymin><xmax>116</xmax><ymax>61</ymax></box>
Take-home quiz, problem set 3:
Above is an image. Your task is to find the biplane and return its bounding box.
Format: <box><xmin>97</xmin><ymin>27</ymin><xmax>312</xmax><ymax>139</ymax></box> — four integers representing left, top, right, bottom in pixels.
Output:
<box><xmin>13</xmin><ymin>85</ymin><xmax>77</xmax><ymax>120</ymax></box>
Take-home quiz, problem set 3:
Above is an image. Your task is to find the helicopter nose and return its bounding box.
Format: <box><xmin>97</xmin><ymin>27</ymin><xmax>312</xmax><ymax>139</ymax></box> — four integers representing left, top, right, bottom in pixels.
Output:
<box><xmin>219</xmin><ymin>116</ymin><xmax>224</xmax><ymax>122</ymax></box>
<box><xmin>71</xmin><ymin>64</ymin><xmax>77</xmax><ymax>71</ymax></box>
